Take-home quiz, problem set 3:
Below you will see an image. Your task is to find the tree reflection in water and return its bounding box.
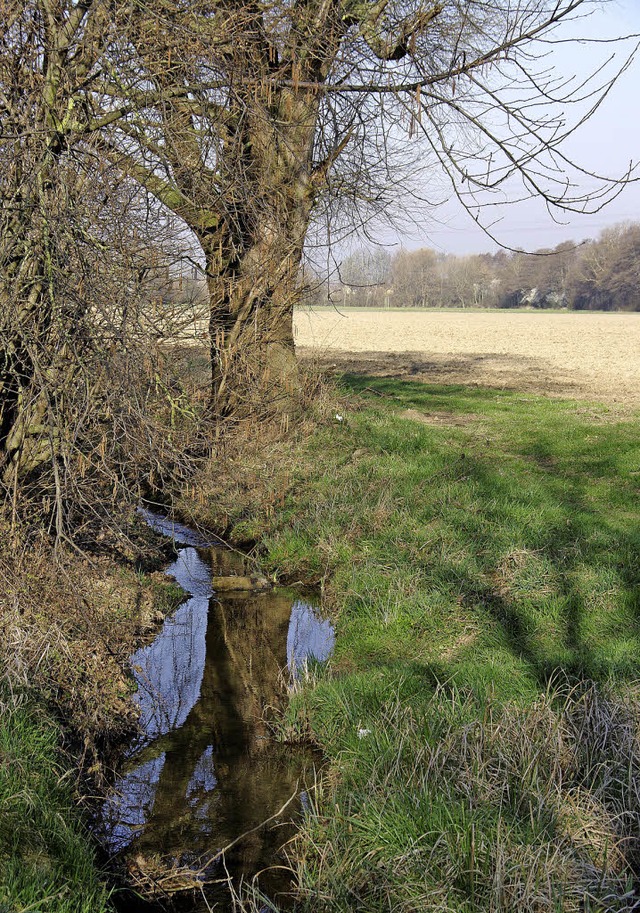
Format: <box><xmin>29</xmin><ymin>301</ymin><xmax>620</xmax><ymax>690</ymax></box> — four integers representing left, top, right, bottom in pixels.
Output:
<box><xmin>99</xmin><ymin>526</ymin><xmax>333</xmax><ymax>902</ymax></box>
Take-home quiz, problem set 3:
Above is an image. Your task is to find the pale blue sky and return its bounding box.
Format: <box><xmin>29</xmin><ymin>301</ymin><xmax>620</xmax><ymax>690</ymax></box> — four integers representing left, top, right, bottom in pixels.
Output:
<box><xmin>401</xmin><ymin>0</ymin><xmax>640</xmax><ymax>255</ymax></box>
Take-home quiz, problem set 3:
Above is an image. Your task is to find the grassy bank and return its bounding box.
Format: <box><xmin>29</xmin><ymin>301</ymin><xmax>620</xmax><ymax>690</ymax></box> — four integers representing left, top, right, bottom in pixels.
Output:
<box><xmin>0</xmin><ymin>522</ymin><xmax>183</xmax><ymax>912</ymax></box>
<box><xmin>184</xmin><ymin>374</ymin><xmax>640</xmax><ymax>911</ymax></box>
<box><xmin>0</xmin><ymin>693</ymin><xmax>111</xmax><ymax>913</ymax></box>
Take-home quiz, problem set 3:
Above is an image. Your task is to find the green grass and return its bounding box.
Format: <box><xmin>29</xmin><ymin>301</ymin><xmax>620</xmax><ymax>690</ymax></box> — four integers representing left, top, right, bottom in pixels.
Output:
<box><xmin>249</xmin><ymin>377</ymin><xmax>640</xmax><ymax>911</ymax></box>
<box><xmin>267</xmin><ymin>378</ymin><xmax>640</xmax><ymax>692</ymax></box>
<box><xmin>0</xmin><ymin>693</ymin><xmax>111</xmax><ymax>913</ymax></box>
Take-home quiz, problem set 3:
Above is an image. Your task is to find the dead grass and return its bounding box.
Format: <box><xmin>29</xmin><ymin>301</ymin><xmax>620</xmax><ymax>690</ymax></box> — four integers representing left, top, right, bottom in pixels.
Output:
<box><xmin>0</xmin><ymin>521</ymin><xmax>182</xmax><ymax>772</ymax></box>
<box><xmin>172</xmin><ymin>360</ymin><xmax>346</xmax><ymax>548</ymax></box>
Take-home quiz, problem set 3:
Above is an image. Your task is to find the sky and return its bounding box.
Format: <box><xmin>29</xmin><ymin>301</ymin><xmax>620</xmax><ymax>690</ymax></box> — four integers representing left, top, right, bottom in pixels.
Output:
<box><xmin>392</xmin><ymin>0</ymin><xmax>640</xmax><ymax>256</ymax></box>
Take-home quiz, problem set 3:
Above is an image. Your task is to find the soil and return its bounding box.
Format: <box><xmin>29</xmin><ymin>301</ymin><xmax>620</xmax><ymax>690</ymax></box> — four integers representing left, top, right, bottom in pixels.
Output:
<box><xmin>294</xmin><ymin>309</ymin><xmax>640</xmax><ymax>408</ymax></box>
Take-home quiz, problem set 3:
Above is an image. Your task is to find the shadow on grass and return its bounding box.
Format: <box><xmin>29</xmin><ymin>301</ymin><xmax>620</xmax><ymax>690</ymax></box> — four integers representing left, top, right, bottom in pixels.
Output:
<box><xmin>340</xmin><ymin>373</ymin><xmax>640</xmax><ymax>691</ymax></box>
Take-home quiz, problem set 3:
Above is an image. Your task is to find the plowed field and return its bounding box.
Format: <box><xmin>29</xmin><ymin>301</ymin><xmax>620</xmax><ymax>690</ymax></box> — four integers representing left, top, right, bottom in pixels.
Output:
<box><xmin>294</xmin><ymin>308</ymin><xmax>640</xmax><ymax>407</ymax></box>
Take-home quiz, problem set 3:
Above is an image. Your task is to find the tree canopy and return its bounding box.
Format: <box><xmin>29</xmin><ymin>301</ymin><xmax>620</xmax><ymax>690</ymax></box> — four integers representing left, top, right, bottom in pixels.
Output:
<box><xmin>0</xmin><ymin>0</ymin><xmax>637</xmax><ymax>525</ymax></box>
<box><xmin>322</xmin><ymin>223</ymin><xmax>640</xmax><ymax>311</ymax></box>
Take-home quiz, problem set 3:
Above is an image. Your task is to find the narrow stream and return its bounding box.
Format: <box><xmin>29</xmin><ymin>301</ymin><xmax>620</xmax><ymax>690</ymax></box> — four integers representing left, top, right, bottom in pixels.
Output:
<box><xmin>97</xmin><ymin>509</ymin><xmax>334</xmax><ymax>910</ymax></box>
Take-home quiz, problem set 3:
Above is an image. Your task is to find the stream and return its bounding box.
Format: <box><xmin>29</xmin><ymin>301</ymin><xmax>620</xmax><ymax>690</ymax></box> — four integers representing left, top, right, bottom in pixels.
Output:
<box><xmin>97</xmin><ymin>508</ymin><xmax>334</xmax><ymax>910</ymax></box>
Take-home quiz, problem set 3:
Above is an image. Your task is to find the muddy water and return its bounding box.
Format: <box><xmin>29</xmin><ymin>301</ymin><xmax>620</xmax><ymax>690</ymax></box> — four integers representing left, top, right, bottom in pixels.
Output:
<box><xmin>98</xmin><ymin>509</ymin><xmax>333</xmax><ymax>909</ymax></box>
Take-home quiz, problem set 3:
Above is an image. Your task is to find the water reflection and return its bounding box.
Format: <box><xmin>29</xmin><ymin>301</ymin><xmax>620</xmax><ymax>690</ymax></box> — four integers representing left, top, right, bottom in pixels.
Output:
<box><xmin>100</xmin><ymin>517</ymin><xmax>333</xmax><ymax>904</ymax></box>
<box><xmin>103</xmin><ymin>754</ymin><xmax>166</xmax><ymax>854</ymax></box>
<box><xmin>137</xmin><ymin>506</ymin><xmax>220</xmax><ymax>548</ymax></box>
<box><xmin>130</xmin><ymin>562</ymin><xmax>209</xmax><ymax>744</ymax></box>
<box><xmin>288</xmin><ymin>600</ymin><xmax>335</xmax><ymax>677</ymax></box>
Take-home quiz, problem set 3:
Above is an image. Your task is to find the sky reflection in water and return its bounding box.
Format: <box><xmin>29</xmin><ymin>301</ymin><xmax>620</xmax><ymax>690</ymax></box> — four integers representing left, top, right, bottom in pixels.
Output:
<box><xmin>100</xmin><ymin>530</ymin><xmax>332</xmax><ymax>880</ymax></box>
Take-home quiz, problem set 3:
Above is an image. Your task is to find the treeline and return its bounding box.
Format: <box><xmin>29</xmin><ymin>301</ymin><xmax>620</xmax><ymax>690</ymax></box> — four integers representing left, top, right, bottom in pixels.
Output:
<box><xmin>311</xmin><ymin>222</ymin><xmax>640</xmax><ymax>311</ymax></box>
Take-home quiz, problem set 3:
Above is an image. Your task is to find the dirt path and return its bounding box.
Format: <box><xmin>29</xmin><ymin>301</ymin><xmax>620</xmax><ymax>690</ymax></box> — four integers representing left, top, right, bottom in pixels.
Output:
<box><xmin>294</xmin><ymin>309</ymin><xmax>640</xmax><ymax>408</ymax></box>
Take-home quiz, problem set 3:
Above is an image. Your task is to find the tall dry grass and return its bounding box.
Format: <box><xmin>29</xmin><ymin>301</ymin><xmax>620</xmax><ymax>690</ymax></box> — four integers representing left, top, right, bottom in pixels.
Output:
<box><xmin>289</xmin><ymin>681</ymin><xmax>640</xmax><ymax>912</ymax></box>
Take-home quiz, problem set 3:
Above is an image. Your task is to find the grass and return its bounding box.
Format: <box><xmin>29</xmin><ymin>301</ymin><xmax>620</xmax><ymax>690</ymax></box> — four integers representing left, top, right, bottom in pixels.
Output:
<box><xmin>0</xmin><ymin>691</ymin><xmax>111</xmax><ymax>913</ymax></box>
<box><xmin>196</xmin><ymin>375</ymin><xmax>640</xmax><ymax>911</ymax></box>
<box><xmin>265</xmin><ymin>378</ymin><xmax>640</xmax><ymax>692</ymax></box>
<box><xmin>290</xmin><ymin>681</ymin><xmax>640</xmax><ymax>912</ymax></box>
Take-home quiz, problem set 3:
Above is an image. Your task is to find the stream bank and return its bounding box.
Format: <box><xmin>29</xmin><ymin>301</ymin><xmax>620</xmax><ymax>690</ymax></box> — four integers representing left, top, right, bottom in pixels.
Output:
<box><xmin>8</xmin><ymin>369</ymin><xmax>640</xmax><ymax>913</ymax></box>
<box><xmin>172</xmin><ymin>375</ymin><xmax>640</xmax><ymax>913</ymax></box>
<box><xmin>0</xmin><ymin>516</ymin><xmax>184</xmax><ymax>913</ymax></box>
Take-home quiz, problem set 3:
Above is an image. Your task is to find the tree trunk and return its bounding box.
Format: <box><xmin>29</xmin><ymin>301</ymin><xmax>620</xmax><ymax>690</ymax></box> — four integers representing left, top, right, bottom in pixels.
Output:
<box><xmin>199</xmin><ymin>90</ymin><xmax>319</xmax><ymax>420</ymax></box>
<box><xmin>205</xmin><ymin>237</ymin><xmax>303</xmax><ymax>419</ymax></box>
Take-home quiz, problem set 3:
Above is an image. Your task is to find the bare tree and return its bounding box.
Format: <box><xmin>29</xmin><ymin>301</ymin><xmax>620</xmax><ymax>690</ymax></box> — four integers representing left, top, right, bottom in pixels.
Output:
<box><xmin>0</xmin><ymin>1</ymin><xmax>122</xmax><ymax>489</ymax></box>
<box><xmin>2</xmin><ymin>0</ymin><xmax>636</xmax><ymax>472</ymax></box>
<box><xmin>338</xmin><ymin>248</ymin><xmax>392</xmax><ymax>306</ymax></box>
<box><xmin>85</xmin><ymin>0</ymin><xmax>636</xmax><ymax>418</ymax></box>
<box><xmin>567</xmin><ymin>223</ymin><xmax>640</xmax><ymax>310</ymax></box>
<box><xmin>392</xmin><ymin>249</ymin><xmax>441</xmax><ymax>308</ymax></box>
<box><xmin>0</xmin><ymin>2</ymin><xmax>204</xmax><ymax>535</ymax></box>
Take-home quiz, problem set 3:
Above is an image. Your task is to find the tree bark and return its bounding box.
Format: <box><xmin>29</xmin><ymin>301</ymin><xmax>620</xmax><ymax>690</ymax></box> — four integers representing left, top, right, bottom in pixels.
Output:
<box><xmin>197</xmin><ymin>88</ymin><xmax>320</xmax><ymax>419</ymax></box>
<box><xmin>203</xmin><ymin>228</ymin><xmax>306</xmax><ymax>418</ymax></box>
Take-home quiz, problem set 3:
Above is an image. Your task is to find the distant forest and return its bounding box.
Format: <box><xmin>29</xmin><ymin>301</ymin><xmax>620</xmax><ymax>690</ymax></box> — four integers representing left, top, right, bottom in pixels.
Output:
<box><xmin>308</xmin><ymin>222</ymin><xmax>640</xmax><ymax>311</ymax></box>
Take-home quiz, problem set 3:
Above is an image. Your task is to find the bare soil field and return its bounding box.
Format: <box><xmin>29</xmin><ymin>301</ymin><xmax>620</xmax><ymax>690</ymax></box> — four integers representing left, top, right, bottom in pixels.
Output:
<box><xmin>294</xmin><ymin>308</ymin><xmax>640</xmax><ymax>408</ymax></box>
